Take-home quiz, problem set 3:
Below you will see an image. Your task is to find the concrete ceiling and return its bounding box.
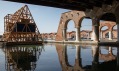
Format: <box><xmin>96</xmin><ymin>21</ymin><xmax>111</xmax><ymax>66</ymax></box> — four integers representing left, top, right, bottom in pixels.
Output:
<box><xmin>2</xmin><ymin>0</ymin><xmax>119</xmax><ymax>11</ymax></box>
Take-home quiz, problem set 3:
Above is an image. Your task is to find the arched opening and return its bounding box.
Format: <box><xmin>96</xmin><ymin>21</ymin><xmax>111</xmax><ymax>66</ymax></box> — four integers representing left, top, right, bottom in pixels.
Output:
<box><xmin>100</xmin><ymin>26</ymin><xmax>109</xmax><ymax>41</ymax></box>
<box><xmin>67</xmin><ymin>45</ymin><xmax>76</xmax><ymax>66</ymax></box>
<box><xmin>66</xmin><ymin>20</ymin><xmax>76</xmax><ymax>41</ymax></box>
<box><xmin>112</xmin><ymin>25</ymin><xmax>117</xmax><ymax>41</ymax></box>
<box><xmin>80</xmin><ymin>18</ymin><xmax>92</xmax><ymax>41</ymax></box>
<box><xmin>100</xmin><ymin>13</ymin><xmax>116</xmax><ymax>41</ymax></box>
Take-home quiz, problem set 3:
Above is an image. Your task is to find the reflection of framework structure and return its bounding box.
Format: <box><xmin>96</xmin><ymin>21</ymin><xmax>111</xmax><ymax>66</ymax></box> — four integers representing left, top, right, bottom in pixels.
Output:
<box><xmin>56</xmin><ymin>44</ymin><xmax>118</xmax><ymax>71</ymax></box>
<box><xmin>5</xmin><ymin>45</ymin><xmax>43</xmax><ymax>71</ymax></box>
<box><xmin>3</xmin><ymin>5</ymin><xmax>42</xmax><ymax>43</ymax></box>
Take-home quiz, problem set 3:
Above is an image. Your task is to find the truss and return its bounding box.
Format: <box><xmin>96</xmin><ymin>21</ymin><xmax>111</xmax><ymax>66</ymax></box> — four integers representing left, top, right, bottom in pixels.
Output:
<box><xmin>3</xmin><ymin>5</ymin><xmax>42</xmax><ymax>42</ymax></box>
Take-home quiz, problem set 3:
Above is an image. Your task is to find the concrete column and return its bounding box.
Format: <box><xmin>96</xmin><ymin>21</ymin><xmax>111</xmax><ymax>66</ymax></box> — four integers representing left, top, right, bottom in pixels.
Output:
<box><xmin>117</xmin><ymin>47</ymin><xmax>119</xmax><ymax>70</ymax></box>
<box><xmin>75</xmin><ymin>27</ymin><xmax>80</xmax><ymax>42</ymax></box>
<box><xmin>101</xmin><ymin>31</ymin><xmax>103</xmax><ymax>39</ymax></box>
<box><xmin>62</xmin><ymin>28</ymin><xmax>67</xmax><ymax>41</ymax></box>
<box><xmin>117</xmin><ymin>24</ymin><xmax>119</xmax><ymax>41</ymax></box>
<box><xmin>91</xmin><ymin>29</ymin><xmax>95</xmax><ymax>40</ymax></box>
<box><xmin>75</xmin><ymin>45</ymin><xmax>82</xmax><ymax>67</ymax></box>
<box><xmin>92</xmin><ymin>46</ymin><xmax>99</xmax><ymax>62</ymax></box>
<box><xmin>109</xmin><ymin>31</ymin><xmax>112</xmax><ymax>40</ymax></box>
<box><xmin>75</xmin><ymin>45</ymin><xmax>80</xmax><ymax>59</ymax></box>
<box><xmin>92</xmin><ymin>46</ymin><xmax>99</xmax><ymax>71</ymax></box>
<box><xmin>92</xmin><ymin>18</ymin><xmax>99</xmax><ymax>42</ymax></box>
<box><xmin>108</xmin><ymin>46</ymin><xmax>112</xmax><ymax>54</ymax></box>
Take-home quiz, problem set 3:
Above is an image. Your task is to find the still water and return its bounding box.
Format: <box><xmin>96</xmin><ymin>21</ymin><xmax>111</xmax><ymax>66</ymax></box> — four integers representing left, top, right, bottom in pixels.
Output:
<box><xmin>0</xmin><ymin>44</ymin><xmax>118</xmax><ymax>71</ymax></box>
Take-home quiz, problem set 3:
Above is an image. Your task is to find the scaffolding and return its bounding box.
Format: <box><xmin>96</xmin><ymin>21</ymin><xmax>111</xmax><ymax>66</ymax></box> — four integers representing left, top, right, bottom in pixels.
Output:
<box><xmin>3</xmin><ymin>5</ymin><xmax>42</xmax><ymax>43</ymax></box>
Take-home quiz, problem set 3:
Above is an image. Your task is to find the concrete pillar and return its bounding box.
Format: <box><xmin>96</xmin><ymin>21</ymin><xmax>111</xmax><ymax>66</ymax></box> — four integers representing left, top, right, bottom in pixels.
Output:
<box><xmin>101</xmin><ymin>31</ymin><xmax>103</xmax><ymax>39</ymax></box>
<box><xmin>75</xmin><ymin>45</ymin><xmax>82</xmax><ymax>67</ymax></box>
<box><xmin>109</xmin><ymin>31</ymin><xmax>112</xmax><ymax>40</ymax></box>
<box><xmin>75</xmin><ymin>27</ymin><xmax>80</xmax><ymax>42</ymax></box>
<box><xmin>62</xmin><ymin>28</ymin><xmax>67</xmax><ymax>41</ymax></box>
<box><xmin>108</xmin><ymin>46</ymin><xmax>112</xmax><ymax>54</ymax></box>
<box><xmin>117</xmin><ymin>47</ymin><xmax>119</xmax><ymax>70</ymax></box>
<box><xmin>91</xmin><ymin>29</ymin><xmax>95</xmax><ymax>40</ymax></box>
<box><xmin>92</xmin><ymin>46</ymin><xmax>99</xmax><ymax>71</ymax></box>
<box><xmin>117</xmin><ymin>24</ymin><xmax>119</xmax><ymax>41</ymax></box>
<box><xmin>92</xmin><ymin>18</ymin><xmax>99</xmax><ymax>42</ymax></box>
<box><xmin>92</xmin><ymin>46</ymin><xmax>99</xmax><ymax>62</ymax></box>
<box><xmin>75</xmin><ymin>45</ymin><xmax>80</xmax><ymax>59</ymax></box>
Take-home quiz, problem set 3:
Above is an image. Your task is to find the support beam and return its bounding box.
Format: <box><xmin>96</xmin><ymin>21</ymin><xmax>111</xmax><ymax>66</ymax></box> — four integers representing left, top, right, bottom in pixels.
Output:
<box><xmin>117</xmin><ymin>48</ymin><xmax>119</xmax><ymax>70</ymax></box>
<box><xmin>75</xmin><ymin>45</ymin><xmax>80</xmax><ymax>59</ymax></box>
<box><xmin>75</xmin><ymin>27</ymin><xmax>80</xmax><ymax>42</ymax></box>
<box><xmin>101</xmin><ymin>31</ymin><xmax>103</xmax><ymax>39</ymax></box>
<box><xmin>62</xmin><ymin>28</ymin><xmax>67</xmax><ymax>41</ymax></box>
<box><xmin>109</xmin><ymin>31</ymin><xmax>112</xmax><ymax>40</ymax></box>
<box><xmin>108</xmin><ymin>46</ymin><xmax>112</xmax><ymax>54</ymax></box>
<box><xmin>75</xmin><ymin>45</ymin><xmax>82</xmax><ymax>68</ymax></box>
<box><xmin>92</xmin><ymin>18</ymin><xmax>99</xmax><ymax>42</ymax></box>
<box><xmin>117</xmin><ymin>24</ymin><xmax>119</xmax><ymax>42</ymax></box>
<box><xmin>92</xmin><ymin>46</ymin><xmax>99</xmax><ymax>71</ymax></box>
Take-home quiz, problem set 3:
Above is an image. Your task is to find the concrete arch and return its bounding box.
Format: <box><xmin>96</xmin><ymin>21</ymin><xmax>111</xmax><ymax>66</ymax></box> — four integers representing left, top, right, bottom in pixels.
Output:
<box><xmin>56</xmin><ymin>11</ymin><xmax>86</xmax><ymax>41</ymax></box>
<box><xmin>99</xmin><ymin>21</ymin><xmax>116</xmax><ymax>31</ymax></box>
<box><xmin>61</xmin><ymin>11</ymin><xmax>86</xmax><ymax>29</ymax></box>
<box><xmin>99</xmin><ymin>21</ymin><xmax>116</xmax><ymax>40</ymax></box>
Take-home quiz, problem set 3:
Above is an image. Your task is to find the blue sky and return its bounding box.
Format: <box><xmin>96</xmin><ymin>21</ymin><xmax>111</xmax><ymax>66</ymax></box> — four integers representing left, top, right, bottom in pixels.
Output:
<box><xmin>0</xmin><ymin>1</ymin><xmax>93</xmax><ymax>35</ymax></box>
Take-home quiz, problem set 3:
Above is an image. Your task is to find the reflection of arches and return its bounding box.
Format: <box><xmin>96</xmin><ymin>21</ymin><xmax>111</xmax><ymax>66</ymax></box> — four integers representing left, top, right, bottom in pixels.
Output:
<box><xmin>56</xmin><ymin>44</ymin><xmax>84</xmax><ymax>71</ymax></box>
<box><xmin>55</xmin><ymin>11</ymin><xmax>86</xmax><ymax>41</ymax></box>
<box><xmin>99</xmin><ymin>47</ymin><xmax>116</xmax><ymax>61</ymax></box>
<box><xmin>56</xmin><ymin>44</ymin><xmax>117</xmax><ymax>71</ymax></box>
<box><xmin>5</xmin><ymin>45</ymin><xmax>43</xmax><ymax>71</ymax></box>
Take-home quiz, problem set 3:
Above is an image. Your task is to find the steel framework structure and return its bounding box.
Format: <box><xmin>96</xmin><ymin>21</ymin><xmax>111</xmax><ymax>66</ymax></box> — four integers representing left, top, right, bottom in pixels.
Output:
<box><xmin>3</xmin><ymin>5</ymin><xmax>42</xmax><ymax>42</ymax></box>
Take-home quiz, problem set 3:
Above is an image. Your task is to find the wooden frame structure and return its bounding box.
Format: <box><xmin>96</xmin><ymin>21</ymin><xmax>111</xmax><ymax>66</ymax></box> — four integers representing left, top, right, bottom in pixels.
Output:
<box><xmin>3</xmin><ymin>5</ymin><xmax>42</xmax><ymax>43</ymax></box>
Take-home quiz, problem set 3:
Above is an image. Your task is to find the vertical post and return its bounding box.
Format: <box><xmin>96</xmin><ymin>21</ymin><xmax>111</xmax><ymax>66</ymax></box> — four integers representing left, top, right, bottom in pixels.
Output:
<box><xmin>117</xmin><ymin>47</ymin><xmax>119</xmax><ymax>70</ymax></box>
<box><xmin>75</xmin><ymin>45</ymin><xmax>80</xmax><ymax>59</ymax></box>
<box><xmin>75</xmin><ymin>27</ymin><xmax>80</xmax><ymax>42</ymax></box>
<box><xmin>62</xmin><ymin>28</ymin><xmax>67</xmax><ymax>41</ymax></box>
<box><xmin>75</xmin><ymin>45</ymin><xmax>82</xmax><ymax>67</ymax></box>
<box><xmin>108</xmin><ymin>46</ymin><xmax>112</xmax><ymax>54</ymax></box>
<box><xmin>92</xmin><ymin>18</ymin><xmax>99</xmax><ymax>42</ymax></box>
<box><xmin>109</xmin><ymin>31</ymin><xmax>112</xmax><ymax>40</ymax></box>
<box><xmin>117</xmin><ymin>24</ymin><xmax>119</xmax><ymax>41</ymax></box>
<box><xmin>101</xmin><ymin>31</ymin><xmax>103</xmax><ymax>39</ymax></box>
<box><xmin>92</xmin><ymin>46</ymin><xmax>99</xmax><ymax>71</ymax></box>
<box><xmin>88</xmin><ymin>32</ymin><xmax>90</xmax><ymax>39</ymax></box>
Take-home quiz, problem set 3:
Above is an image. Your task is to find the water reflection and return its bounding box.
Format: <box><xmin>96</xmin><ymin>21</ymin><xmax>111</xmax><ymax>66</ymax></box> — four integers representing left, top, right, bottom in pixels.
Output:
<box><xmin>4</xmin><ymin>45</ymin><xmax>43</xmax><ymax>71</ymax></box>
<box><xmin>2</xmin><ymin>44</ymin><xmax>119</xmax><ymax>71</ymax></box>
<box><xmin>56</xmin><ymin>44</ymin><xmax>118</xmax><ymax>71</ymax></box>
